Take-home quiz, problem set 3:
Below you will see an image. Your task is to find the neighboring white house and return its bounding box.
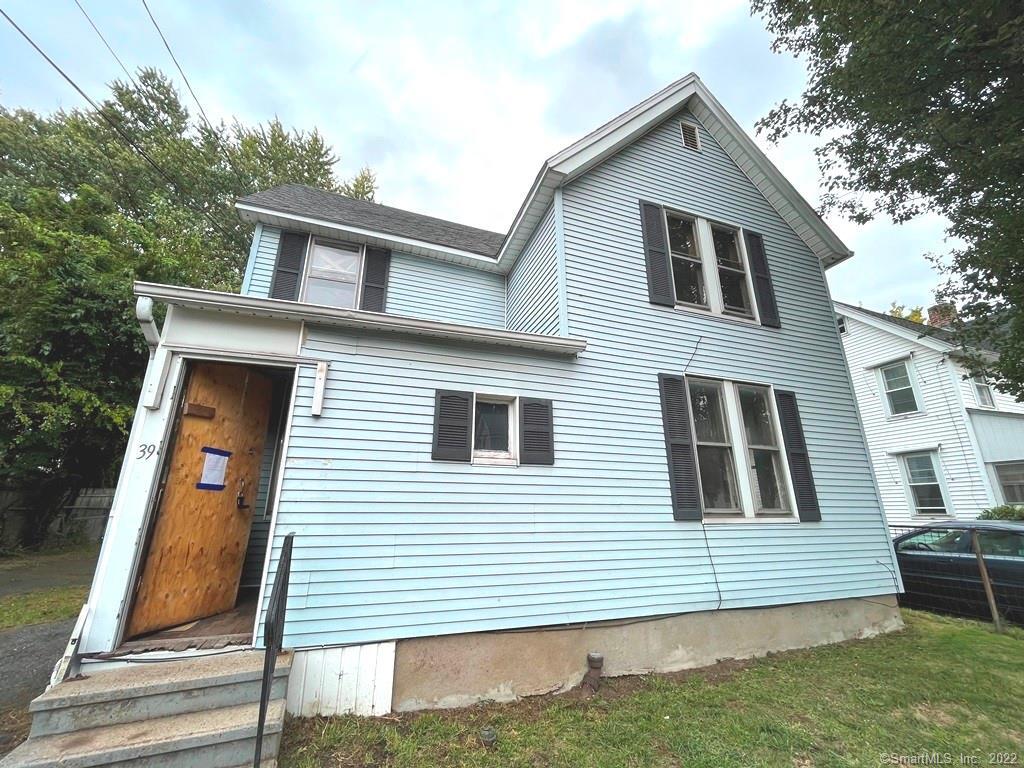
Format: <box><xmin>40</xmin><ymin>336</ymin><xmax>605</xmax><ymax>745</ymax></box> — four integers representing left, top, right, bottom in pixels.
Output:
<box><xmin>835</xmin><ymin>301</ymin><xmax>1024</xmax><ymax>527</ymax></box>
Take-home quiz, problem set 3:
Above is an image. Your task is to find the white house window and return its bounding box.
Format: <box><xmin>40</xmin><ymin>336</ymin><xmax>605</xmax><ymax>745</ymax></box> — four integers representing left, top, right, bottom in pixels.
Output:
<box><xmin>688</xmin><ymin>379</ymin><xmax>740</xmax><ymax>511</ymax></box>
<box><xmin>737</xmin><ymin>384</ymin><xmax>790</xmax><ymax>513</ymax></box>
<box><xmin>973</xmin><ymin>377</ymin><xmax>995</xmax><ymax>408</ymax></box>
<box><xmin>472</xmin><ymin>395</ymin><xmax>517</xmax><ymax>465</ymax></box>
<box><xmin>302</xmin><ymin>240</ymin><xmax>363</xmax><ymax>308</ymax></box>
<box><xmin>665</xmin><ymin>211</ymin><xmax>757</xmax><ymax>322</ymax></box>
<box><xmin>666</xmin><ymin>214</ymin><xmax>707</xmax><ymax>308</ymax></box>
<box><xmin>711</xmin><ymin>226</ymin><xmax>753</xmax><ymax>318</ymax></box>
<box><xmin>901</xmin><ymin>452</ymin><xmax>948</xmax><ymax>516</ymax></box>
<box><xmin>879</xmin><ymin>360</ymin><xmax>920</xmax><ymax>416</ymax></box>
<box><xmin>687</xmin><ymin>377</ymin><xmax>795</xmax><ymax>520</ymax></box>
<box><xmin>995</xmin><ymin>462</ymin><xmax>1024</xmax><ymax>504</ymax></box>
<box><xmin>836</xmin><ymin>316</ymin><xmax>848</xmax><ymax>335</ymax></box>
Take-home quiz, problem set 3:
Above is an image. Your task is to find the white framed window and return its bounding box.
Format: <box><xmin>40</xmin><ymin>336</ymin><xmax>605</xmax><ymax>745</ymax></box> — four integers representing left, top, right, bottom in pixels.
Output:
<box><xmin>472</xmin><ymin>394</ymin><xmax>517</xmax><ymax>466</ymax></box>
<box><xmin>973</xmin><ymin>377</ymin><xmax>995</xmax><ymax>408</ymax></box>
<box><xmin>736</xmin><ymin>384</ymin><xmax>791</xmax><ymax>515</ymax></box>
<box><xmin>301</xmin><ymin>238</ymin><xmax>364</xmax><ymax>309</ymax></box>
<box><xmin>680</xmin><ymin>121</ymin><xmax>701</xmax><ymax>151</ymax></box>
<box><xmin>836</xmin><ymin>316</ymin><xmax>848</xmax><ymax>335</ymax></box>
<box><xmin>900</xmin><ymin>451</ymin><xmax>949</xmax><ymax>517</ymax></box>
<box><xmin>688</xmin><ymin>379</ymin><xmax>741</xmax><ymax>513</ymax></box>
<box><xmin>664</xmin><ymin>210</ymin><xmax>758</xmax><ymax>322</ymax></box>
<box><xmin>686</xmin><ymin>377</ymin><xmax>796</xmax><ymax>521</ymax></box>
<box><xmin>995</xmin><ymin>462</ymin><xmax>1024</xmax><ymax>504</ymax></box>
<box><xmin>877</xmin><ymin>359</ymin><xmax>921</xmax><ymax>416</ymax></box>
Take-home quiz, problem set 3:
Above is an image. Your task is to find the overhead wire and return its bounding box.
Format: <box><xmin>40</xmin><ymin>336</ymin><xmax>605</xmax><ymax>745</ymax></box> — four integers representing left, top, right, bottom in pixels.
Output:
<box><xmin>140</xmin><ymin>0</ymin><xmax>213</xmax><ymax>130</ymax></box>
<box><xmin>1</xmin><ymin>7</ymin><xmax>235</xmax><ymax>240</ymax></box>
<box><xmin>73</xmin><ymin>0</ymin><xmax>137</xmax><ymax>88</ymax></box>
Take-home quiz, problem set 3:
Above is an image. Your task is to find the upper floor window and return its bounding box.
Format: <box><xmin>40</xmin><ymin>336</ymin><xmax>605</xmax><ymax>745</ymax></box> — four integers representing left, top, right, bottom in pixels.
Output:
<box><xmin>878</xmin><ymin>360</ymin><xmax>920</xmax><ymax>416</ymax></box>
<box><xmin>665</xmin><ymin>211</ymin><xmax>755</xmax><ymax>320</ymax></box>
<box><xmin>302</xmin><ymin>240</ymin><xmax>364</xmax><ymax>308</ymax></box>
<box><xmin>973</xmin><ymin>377</ymin><xmax>995</xmax><ymax>408</ymax></box>
<box><xmin>836</xmin><ymin>316</ymin><xmax>848</xmax><ymax>335</ymax></box>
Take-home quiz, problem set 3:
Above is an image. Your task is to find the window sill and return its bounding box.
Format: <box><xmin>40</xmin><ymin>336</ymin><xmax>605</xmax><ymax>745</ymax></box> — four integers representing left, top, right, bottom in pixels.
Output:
<box><xmin>472</xmin><ymin>454</ymin><xmax>518</xmax><ymax>467</ymax></box>
<box><xmin>885</xmin><ymin>410</ymin><xmax>926</xmax><ymax>422</ymax></box>
<box><xmin>702</xmin><ymin>514</ymin><xmax>799</xmax><ymax>525</ymax></box>
<box><xmin>671</xmin><ymin>304</ymin><xmax>762</xmax><ymax>328</ymax></box>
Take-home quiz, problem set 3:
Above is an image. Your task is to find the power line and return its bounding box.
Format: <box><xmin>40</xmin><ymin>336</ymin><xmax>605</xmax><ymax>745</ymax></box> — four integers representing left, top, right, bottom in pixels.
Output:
<box><xmin>140</xmin><ymin>0</ymin><xmax>213</xmax><ymax>130</ymax></box>
<box><xmin>73</xmin><ymin>0</ymin><xmax>137</xmax><ymax>87</ymax></box>
<box><xmin>0</xmin><ymin>7</ymin><xmax>234</xmax><ymax>240</ymax></box>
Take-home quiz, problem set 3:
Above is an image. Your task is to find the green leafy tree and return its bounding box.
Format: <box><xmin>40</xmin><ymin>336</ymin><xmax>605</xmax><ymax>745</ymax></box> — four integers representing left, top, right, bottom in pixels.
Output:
<box><xmin>888</xmin><ymin>303</ymin><xmax>926</xmax><ymax>324</ymax></box>
<box><xmin>0</xmin><ymin>69</ymin><xmax>375</xmax><ymax>547</ymax></box>
<box><xmin>751</xmin><ymin>1</ymin><xmax>1024</xmax><ymax>396</ymax></box>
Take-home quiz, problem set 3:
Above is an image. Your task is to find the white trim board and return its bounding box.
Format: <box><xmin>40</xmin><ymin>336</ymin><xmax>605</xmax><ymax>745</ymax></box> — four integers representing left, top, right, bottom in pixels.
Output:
<box><xmin>135</xmin><ymin>281</ymin><xmax>587</xmax><ymax>357</ymax></box>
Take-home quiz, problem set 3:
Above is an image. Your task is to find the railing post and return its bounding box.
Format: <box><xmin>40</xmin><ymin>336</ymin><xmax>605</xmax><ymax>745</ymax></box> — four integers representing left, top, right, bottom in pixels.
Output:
<box><xmin>970</xmin><ymin>528</ymin><xmax>1003</xmax><ymax>633</ymax></box>
<box><xmin>254</xmin><ymin>532</ymin><xmax>294</xmax><ymax>767</ymax></box>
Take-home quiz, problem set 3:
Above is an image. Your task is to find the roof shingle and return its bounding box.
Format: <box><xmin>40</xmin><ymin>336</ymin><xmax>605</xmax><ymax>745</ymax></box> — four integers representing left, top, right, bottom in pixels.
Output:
<box><xmin>237</xmin><ymin>183</ymin><xmax>506</xmax><ymax>257</ymax></box>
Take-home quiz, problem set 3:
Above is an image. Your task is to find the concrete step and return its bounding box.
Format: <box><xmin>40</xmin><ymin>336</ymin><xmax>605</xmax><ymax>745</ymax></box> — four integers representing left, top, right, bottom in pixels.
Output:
<box><xmin>0</xmin><ymin>699</ymin><xmax>284</xmax><ymax>768</ymax></box>
<box><xmin>29</xmin><ymin>651</ymin><xmax>291</xmax><ymax>737</ymax></box>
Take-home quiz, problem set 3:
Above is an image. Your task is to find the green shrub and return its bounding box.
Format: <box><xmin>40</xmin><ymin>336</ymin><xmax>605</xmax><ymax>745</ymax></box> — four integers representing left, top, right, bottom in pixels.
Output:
<box><xmin>978</xmin><ymin>504</ymin><xmax>1024</xmax><ymax>521</ymax></box>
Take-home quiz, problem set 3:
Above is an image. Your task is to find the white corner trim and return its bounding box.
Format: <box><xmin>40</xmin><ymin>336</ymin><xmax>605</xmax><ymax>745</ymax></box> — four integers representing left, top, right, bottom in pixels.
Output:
<box><xmin>134</xmin><ymin>282</ymin><xmax>588</xmax><ymax>357</ymax></box>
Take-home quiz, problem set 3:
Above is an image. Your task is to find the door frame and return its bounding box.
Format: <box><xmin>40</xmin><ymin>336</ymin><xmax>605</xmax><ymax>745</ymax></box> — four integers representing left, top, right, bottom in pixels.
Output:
<box><xmin>114</xmin><ymin>351</ymin><xmax>300</xmax><ymax>649</ymax></box>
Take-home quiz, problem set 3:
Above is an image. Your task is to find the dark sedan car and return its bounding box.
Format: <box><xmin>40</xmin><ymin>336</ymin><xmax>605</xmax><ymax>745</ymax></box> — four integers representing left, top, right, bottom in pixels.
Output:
<box><xmin>893</xmin><ymin>520</ymin><xmax>1024</xmax><ymax>624</ymax></box>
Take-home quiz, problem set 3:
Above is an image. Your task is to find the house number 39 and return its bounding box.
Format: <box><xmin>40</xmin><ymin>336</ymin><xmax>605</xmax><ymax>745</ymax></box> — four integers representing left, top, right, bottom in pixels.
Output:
<box><xmin>137</xmin><ymin>443</ymin><xmax>158</xmax><ymax>460</ymax></box>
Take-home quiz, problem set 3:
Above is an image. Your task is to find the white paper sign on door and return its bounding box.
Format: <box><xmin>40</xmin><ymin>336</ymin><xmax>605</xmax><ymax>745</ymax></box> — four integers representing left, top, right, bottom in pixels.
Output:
<box><xmin>196</xmin><ymin>446</ymin><xmax>232</xmax><ymax>490</ymax></box>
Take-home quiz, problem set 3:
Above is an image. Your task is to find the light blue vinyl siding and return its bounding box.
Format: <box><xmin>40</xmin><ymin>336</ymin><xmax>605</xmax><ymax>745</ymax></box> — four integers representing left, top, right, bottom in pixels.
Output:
<box><xmin>243</xmin><ymin>225</ymin><xmax>280</xmax><ymax>298</ymax></box>
<box><xmin>506</xmin><ymin>204</ymin><xmax>559</xmax><ymax>334</ymax></box>
<box><xmin>241</xmin><ymin>225</ymin><xmax>505</xmax><ymax>326</ymax></box>
<box><xmin>257</xmin><ymin>108</ymin><xmax>896</xmax><ymax>649</ymax></box>
<box><xmin>386</xmin><ymin>253</ymin><xmax>505</xmax><ymax>327</ymax></box>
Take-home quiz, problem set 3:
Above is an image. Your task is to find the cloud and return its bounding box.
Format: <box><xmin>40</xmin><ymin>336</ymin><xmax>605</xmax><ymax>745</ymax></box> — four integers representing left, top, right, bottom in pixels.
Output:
<box><xmin>0</xmin><ymin>0</ymin><xmax>950</xmax><ymax>303</ymax></box>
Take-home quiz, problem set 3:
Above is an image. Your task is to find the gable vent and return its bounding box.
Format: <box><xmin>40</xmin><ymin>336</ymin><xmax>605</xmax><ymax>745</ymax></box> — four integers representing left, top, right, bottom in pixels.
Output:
<box><xmin>680</xmin><ymin>121</ymin><xmax>700</xmax><ymax>151</ymax></box>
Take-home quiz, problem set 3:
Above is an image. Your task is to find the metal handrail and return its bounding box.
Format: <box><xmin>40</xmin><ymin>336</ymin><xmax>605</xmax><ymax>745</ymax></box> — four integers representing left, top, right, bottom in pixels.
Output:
<box><xmin>254</xmin><ymin>532</ymin><xmax>294</xmax><ymax>767</ymax></box>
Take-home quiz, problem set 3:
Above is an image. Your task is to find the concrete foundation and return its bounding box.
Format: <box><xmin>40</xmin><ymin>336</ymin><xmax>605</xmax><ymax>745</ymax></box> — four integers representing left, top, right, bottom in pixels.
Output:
<box><xmin>391</xmin><ymin>595</ymin><xmax>902</xmax><ymax>712</ymax></box>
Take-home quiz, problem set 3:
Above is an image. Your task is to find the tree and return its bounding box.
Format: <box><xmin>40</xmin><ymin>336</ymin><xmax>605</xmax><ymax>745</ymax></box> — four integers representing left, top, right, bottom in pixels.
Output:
<box><xmin>888</xmin><ymin>303</ymin><xmax>926</xmax><ymax>324</ymax></box>
<box><xmin>751</xmin><ymin>1</ymin><xmax>1024</xmax><ymax>395</ymax></box>
<box><xmin>0</xmin><ymin>69</ymin><xmax>375</xmax><ymax>547</ymax></box>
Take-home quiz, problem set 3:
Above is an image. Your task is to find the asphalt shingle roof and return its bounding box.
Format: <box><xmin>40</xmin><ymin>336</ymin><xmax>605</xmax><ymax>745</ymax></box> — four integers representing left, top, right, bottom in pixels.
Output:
<box><xmin>834</xmin><ymin>301</ymin><xmax>957</xmax><ymax>345</ymax></box>
<box><xmin>237</xmin><ymin>184</ymin><xmax>506</xmax><ymax>258</ymax></box>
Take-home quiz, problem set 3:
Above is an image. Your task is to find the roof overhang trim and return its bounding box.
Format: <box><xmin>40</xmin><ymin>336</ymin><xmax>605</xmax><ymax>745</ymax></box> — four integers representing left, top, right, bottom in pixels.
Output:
<box><xmin>496</xmin><ymin>74</ymin><xmax>853</xmax><ymax>271</ymax></box>
<box><xmin>134</xmin><ymin>282</ymin><xmax>587</xmax><ymax>356</ymax></box>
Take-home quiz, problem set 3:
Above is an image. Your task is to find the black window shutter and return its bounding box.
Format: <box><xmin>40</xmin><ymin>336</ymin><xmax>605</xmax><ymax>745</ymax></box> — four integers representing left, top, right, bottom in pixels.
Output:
<box><xmin>519</xmin><ymin>398</ymin><xmax>554</xmax><ymax>465</ymax></box>
<box><xmin>658</xmin><ymin>374</ymin><xmax>702</xmax><ymax>520</ymax></box>
<box><xmin>743</xmin><ymin>231</ymin><xmax>780</xmax><ymax>328</ymax></box>
<box><xmin>360</xmin><ymin>246</ymin><xmax>391</xmax><ymax>312</ymax></box>
<box><xmin>639</xmin><ymin>201</ymin><xmax>675</xmax><ymax>307</ymax></box>
<box><xmin>774</xmin><ymin>390</ymin><xmax>821</xmax><ymax>522</ymax></box>
<box><xmin>269</xmin><ymin>231</ymin><xmax>310</xmax><ymax>301</ymax></box>
<box><xmin>431</xmin><ymin>390</ymin><xmax>472</xmax><ymax>461</ymax></box>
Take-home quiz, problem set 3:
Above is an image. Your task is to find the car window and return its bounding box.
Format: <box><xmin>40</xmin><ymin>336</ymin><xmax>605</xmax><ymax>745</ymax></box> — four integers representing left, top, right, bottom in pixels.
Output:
<box><xmin>897</xmin><ymin>528</ymin><xmax>969</xmax><ymax>553</ymax></box>
<box><xmin>976</xmin><ymin>531</ymin><xmax>1024</xmax><ymax>559</ymax></box>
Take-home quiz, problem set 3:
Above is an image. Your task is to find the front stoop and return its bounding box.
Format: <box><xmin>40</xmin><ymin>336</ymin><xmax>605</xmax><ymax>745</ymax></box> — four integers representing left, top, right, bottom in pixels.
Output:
<box><xmin>0</xmin><ymin>650</ymin><xmax>291</xmax><ymax>768</ymax></box>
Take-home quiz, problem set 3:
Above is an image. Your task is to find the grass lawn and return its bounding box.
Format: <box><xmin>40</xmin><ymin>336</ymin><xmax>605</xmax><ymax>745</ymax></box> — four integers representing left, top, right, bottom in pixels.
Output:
<box><xmin>280</xmin><ymin>611</ymin><xmax>1024</xmax><ymax>767</ymax></box>
<box><xmin>0</xmin><ymin>586</ymin><xmax>88</xmax><ymax>630</ymax></box>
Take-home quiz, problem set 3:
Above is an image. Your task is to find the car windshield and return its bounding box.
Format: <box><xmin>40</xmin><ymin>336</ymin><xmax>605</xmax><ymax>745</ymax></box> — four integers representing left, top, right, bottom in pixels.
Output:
<box><xmin>897</xmin><ymin>528</ymin><xmax>969</xmax><ymax>553</ymax></box>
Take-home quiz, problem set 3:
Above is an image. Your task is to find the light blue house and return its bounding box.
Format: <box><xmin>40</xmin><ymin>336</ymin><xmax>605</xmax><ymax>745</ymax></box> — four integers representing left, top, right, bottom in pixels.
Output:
<box><xmin>70</xmin><ymin>74</ymin><xmax>902</xmax><ymax>720</ymax></box>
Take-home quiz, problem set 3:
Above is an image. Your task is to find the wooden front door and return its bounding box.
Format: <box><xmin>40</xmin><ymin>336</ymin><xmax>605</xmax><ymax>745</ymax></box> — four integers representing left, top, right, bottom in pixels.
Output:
<box><xmin>126</xmin><ymin>362</ymin><xmax>274</xmax><ymax>638</ymax></box>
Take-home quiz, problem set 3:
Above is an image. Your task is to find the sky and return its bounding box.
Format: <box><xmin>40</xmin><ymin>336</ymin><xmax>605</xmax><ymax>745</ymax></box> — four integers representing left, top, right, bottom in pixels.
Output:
<box><xmin>0</xmin><ymin>0</ymin><xmax>950</xmax><ymax>311</ymax></box>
